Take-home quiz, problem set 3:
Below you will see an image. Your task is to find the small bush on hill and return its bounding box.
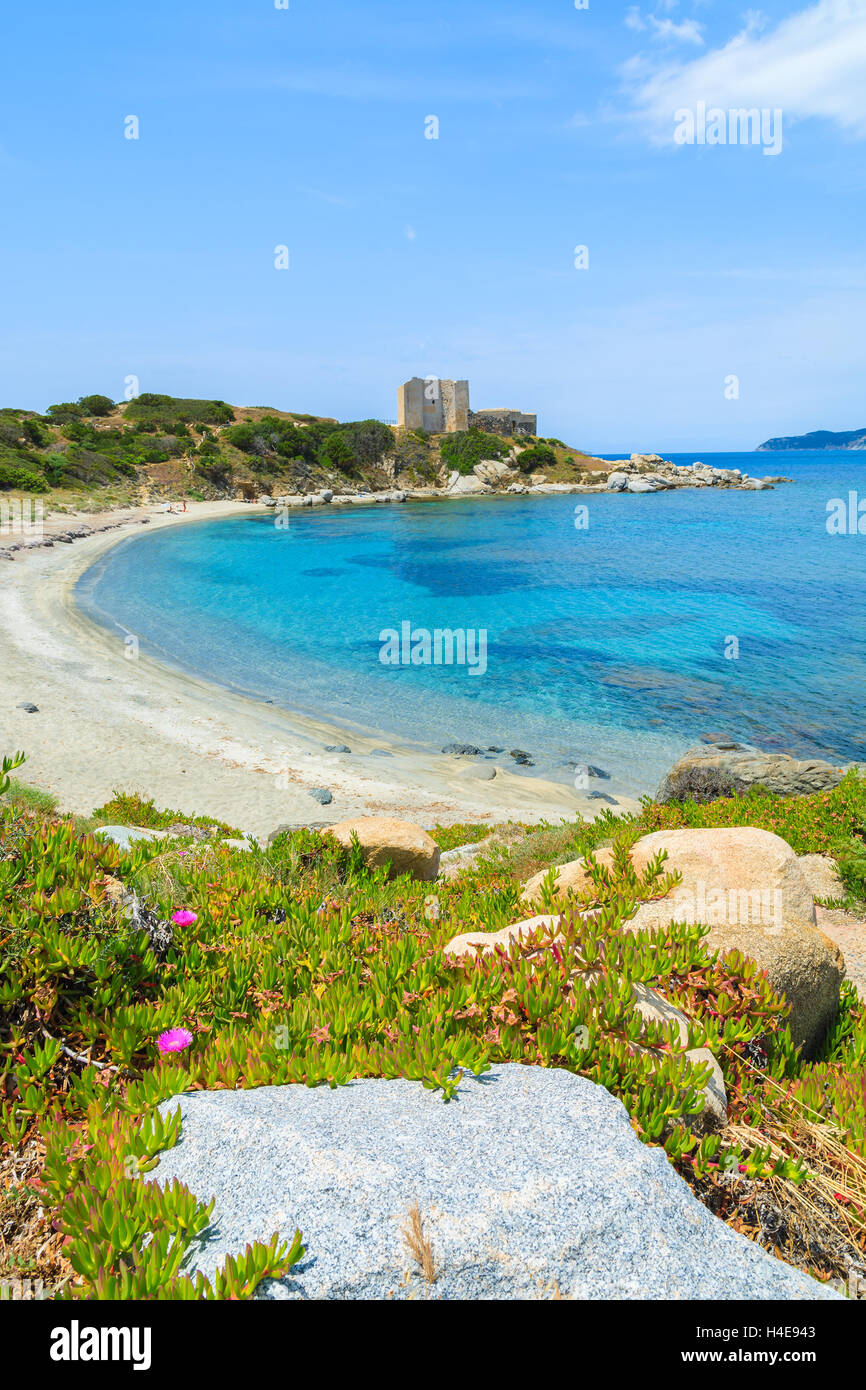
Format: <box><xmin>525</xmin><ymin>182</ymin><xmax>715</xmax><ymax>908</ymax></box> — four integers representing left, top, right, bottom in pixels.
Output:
<box><xmin>515</xmin><ymin>442</ymin><xmax>557</xmax><ymax>473</ymax></box>
<box><xmin>45</xmin><ymin>402</ymin><xmax>84</xmax><ymax>423</ymax></box>
<box><xmin>0</xmin><ymin>463</ymin><xmax>49</xmax><ymax>492</ymax></box>
<box><xmin>440</xmin><ymin>429</ymin><xmax>510</xmax><ymax>476</ymax></box>
<box><xmin>78</xmin><ymin>395</ymin><xmax>115</xmax><ymax>417</ymax></box>
<box><xmin>125</xmin><ymin>395</ymin><xmax>235</xmax><ymax>428</ymax></box>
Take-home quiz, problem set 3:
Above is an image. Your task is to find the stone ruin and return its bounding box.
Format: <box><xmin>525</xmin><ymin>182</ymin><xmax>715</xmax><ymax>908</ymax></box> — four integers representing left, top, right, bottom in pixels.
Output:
<box><xmin>397</xmin><ymin>378</ymin><xmax>536</xmax><ymax>436</ymax></box>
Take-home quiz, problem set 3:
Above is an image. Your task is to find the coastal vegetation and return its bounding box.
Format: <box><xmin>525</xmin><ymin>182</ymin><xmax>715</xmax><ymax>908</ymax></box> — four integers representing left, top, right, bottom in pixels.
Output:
<box><xmin>0</xmin><ymin>393</ymin><xmax>598</xmax><ymax>509</ymax></box>
<box><xmin>1</xmin><ymin>757</ymin><xmax>864</xmax><ymax>1298</ymax></box>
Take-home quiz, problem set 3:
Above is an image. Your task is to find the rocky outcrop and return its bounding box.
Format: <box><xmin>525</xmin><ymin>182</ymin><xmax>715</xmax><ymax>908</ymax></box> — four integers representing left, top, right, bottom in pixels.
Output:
<box><xmin>619</xmin><ymin>827</ymin><xmax>818</xmax><ymax>930</ymax></box>
<box><xmin>271</xmin><ymin>490</ymin><xmax>408</xmax><ymax>509</ymax></box>
<box><xmin>797</xmin><ymin>854</ymin><xmax>845</xmax><ymax>903</ymax></box>
<box><xmin>446</xmin><ymin>472</ymin><xmax>490</xmax><ymax>495</ymax></box>
<box><xmin>324</xmin><ymin>816</ymin><xmax>440</xmax><ymax>881</ymax></box>
<box><xmin>154</xmin><ymin>1067</ymin><xmax>836</xmax><ymax>1299</ymax></box>
<box><xmin>698</xmin><ymin>918</ymin><xmax>843</xmax><ymax>1056</ymax></box>
<box><xmin>518</xmin><ymin>828</ymin><xmax>844</xmax><ymax>1055</ymax></box>
<box><xmin>523</xmin><ymin>827</ymin><xmax>816</xmax><ymax>927</ymax></box>
<box><xmin>618</xmin><ymin>840</ymin><xmax>843</xmax><ymax>1056</ymax></box>
<box><xmin>598</xmin><ymin>458</ymin><xmax>785</xmax><ymax>493</ymax></box>
<box><xmin>473</xmin><ymin>459</ymin><xmax>516</xmax><ymax>487</ymax></box>
<box><xmin>656</xmin><ymin>742</ymin><xmax>850</xmax><ymax>804</ymax></box>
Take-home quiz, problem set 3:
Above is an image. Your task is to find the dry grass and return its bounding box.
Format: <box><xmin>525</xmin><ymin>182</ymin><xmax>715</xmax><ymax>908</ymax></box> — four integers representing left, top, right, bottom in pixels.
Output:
<box><xmin>688</xmin><ymin>1053</ymin><xmax>866</xmax><ymax>1290</ymax></box>
<box><xmin>0</xmin><ymin>1137</ymin><xmax>71</xmax><ymax>1298</ymax></box>
<box><xmin>401</xmin><ymin>1202</ymin><xmax>438</xmax><ymax>1287</ymax></box>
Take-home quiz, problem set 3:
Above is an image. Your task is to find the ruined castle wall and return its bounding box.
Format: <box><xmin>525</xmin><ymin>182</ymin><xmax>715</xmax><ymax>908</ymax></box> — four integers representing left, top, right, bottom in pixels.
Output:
<box><xmin>471</xmin><ymin>409</ymin><xmax>537</xmax><ymax>437</ymax></box>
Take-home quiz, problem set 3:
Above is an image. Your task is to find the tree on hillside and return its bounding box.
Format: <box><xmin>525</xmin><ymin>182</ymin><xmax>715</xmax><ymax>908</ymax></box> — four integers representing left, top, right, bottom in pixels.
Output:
<box><xmin>78</xmin><ymin>394</ymin><xmax>115</xmax><ymax>417</ymax></box>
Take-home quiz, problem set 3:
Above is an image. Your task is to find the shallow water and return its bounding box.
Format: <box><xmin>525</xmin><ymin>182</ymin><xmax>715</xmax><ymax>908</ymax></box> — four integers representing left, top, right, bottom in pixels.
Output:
<box><xmin>75</xmin><ymin>451</ymin><xmax>866</xmax><ymax>797</ymax></box>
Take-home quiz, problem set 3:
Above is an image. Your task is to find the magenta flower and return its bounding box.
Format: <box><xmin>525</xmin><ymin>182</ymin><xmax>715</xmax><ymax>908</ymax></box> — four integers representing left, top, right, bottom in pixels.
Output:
<box><xmin>171</xmin><ymin>909</ymin><xmax>198</xmax><ymax>927</ymax></box>
<box><xmin>157</xmin><ymin>1027</ymin><xmax>194</xmax><ymax>1055</ymax></box>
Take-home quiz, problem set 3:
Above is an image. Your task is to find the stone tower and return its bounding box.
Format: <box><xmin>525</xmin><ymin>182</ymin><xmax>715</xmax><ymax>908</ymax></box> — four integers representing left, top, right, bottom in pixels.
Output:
<box><xmin>397</xmin><ymin>377</ymin><xmax>470</xmax><ymax>433</ymax></box>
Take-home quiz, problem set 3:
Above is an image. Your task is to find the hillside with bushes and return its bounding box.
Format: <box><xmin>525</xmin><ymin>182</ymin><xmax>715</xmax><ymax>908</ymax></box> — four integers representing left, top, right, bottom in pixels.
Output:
<box><xmin>0</xmin><ymin>393</ymin><xmax>601</xmax><ymax>510</ymax></box>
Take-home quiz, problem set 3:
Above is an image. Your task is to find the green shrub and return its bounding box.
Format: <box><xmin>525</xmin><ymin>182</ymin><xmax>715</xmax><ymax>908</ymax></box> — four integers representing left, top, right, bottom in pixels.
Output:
<box><xmin>440</xmin><ymin>429</ymin><xmax>510</xmax><ymax>476</ymax></box>
<box><xmin>515</xmin><ymin>443</ymin><xmax>557</xmax><ymax>473</ymax></box>
<box><xmin>46</xmin><ymin>402</ymin><xmax>85</xmax><ymax>423</ymax></box>
<box><xmin>22</xmin><ymin>418</ymin><xmax>50</xmax><ymax>447</ymax></box>
<box><xmin>42</xmin><ymin>452</ymin><xmax>70</xmax><ymax>485</ymax></box>
<box><xmin>125</xmin><ymin>395</ymin><xmax>234</xmax><ymax>427</ymax></box>
<box><xmin>0</xmin><ymin>463</ymin><xmax>48</xmax><ymax>492</ymax></box>
<box><xmin>318</xmin><ymin>431</ymin><xmax>356</xmax><ymax>472</ymax></box>
<box><xmin>78</xmin><ymin>394</ymin><xmax>115</xmax><ymax>417</ymax></box>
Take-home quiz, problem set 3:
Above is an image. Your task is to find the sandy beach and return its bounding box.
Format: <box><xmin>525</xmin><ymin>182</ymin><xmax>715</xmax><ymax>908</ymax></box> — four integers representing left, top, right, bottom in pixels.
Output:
<box><xmin>0</xmin><ymin>500</ymin><xmax>639</xmax><ymax>839</ymax></box>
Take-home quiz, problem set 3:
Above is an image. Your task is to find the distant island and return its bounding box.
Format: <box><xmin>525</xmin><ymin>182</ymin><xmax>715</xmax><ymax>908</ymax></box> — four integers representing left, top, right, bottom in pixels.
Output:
<box><xmin>757</xmin><ymin>427</ymin><xmax>866</xmax><ymax>451</ymax></box>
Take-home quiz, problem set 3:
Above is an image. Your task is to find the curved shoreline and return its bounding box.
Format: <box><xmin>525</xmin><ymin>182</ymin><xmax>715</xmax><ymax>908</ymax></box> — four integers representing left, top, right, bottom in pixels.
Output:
<box><xmin>0</xmin><ymin>501</ymin><xmax>637</xmax><ymax>836</ymax></box>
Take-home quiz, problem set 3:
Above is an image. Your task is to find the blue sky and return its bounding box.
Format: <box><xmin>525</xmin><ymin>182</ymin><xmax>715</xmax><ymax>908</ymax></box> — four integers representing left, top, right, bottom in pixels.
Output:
<box><xmin>1</xmin><ymin>0</ymin><xmax>864</xmax><ymax>450</ymax></box>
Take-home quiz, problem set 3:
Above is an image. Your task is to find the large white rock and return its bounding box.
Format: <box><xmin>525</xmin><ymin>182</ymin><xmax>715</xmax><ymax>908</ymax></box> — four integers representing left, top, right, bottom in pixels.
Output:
<box><xmin>473</xmin><ymin>459</ymin><xmax>515</xmax><ymax>486</ymax></box>
<box><xmin>153</xmin><ymin>1067</ymin><xmax>837</xmax><ymax>1299</ymax></box>
<box><xmin>447</xmin><ymin>474</ymin><xmax>490</xmax><ymax>495</ymax></box>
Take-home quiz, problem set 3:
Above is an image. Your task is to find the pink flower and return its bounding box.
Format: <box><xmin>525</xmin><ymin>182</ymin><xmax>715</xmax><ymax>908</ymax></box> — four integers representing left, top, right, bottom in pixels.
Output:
<box><xmin>157</xmin><ymin>1028</ymin><xmax>194</xmax><ymax>1055</ymax></box>
<box><xmin>171</xmin><ymin>910</ymin><xmax>198</xmax><ymax>927</ymax></box>
<box><xmin>310</xmin><ymin>1024</ymin><xmax>331</xmax><ymax>1044</ymax></box>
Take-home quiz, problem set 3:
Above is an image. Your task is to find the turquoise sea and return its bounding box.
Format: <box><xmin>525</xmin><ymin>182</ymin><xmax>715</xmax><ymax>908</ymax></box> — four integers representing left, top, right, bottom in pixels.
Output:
<box><xmin>75</xmin><ymin>451</ymin><xmax>866</xmax><ymax>799</ymax></box>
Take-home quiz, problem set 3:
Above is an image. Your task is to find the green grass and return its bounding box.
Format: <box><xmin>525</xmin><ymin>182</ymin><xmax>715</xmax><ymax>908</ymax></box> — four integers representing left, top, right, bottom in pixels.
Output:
<box><xmin>83</xmin><ymin>791</ymin><xmax>243</xmax><ymax>838</ymax></box>
<box><xmin>1</xmin><ymin>780</ymin><xmax>59</xmax><ymax>816</ymax></box>
<box><xmin>429</xmin><ymin>822</ymin><xmax>494</xmax><ymax>852</ymax></box>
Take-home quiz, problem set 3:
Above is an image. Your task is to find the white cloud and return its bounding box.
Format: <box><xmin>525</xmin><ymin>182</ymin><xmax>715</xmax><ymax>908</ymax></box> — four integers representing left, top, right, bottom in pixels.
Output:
<box><xmin>649</xmin><ymin>16</ymin><xmax>705</xmax><ymax>44</ymax></box>
<box><xmin>405</xmin><ymin>225</ymin><xmax>417</xmax><ymax>242</ymax></box>
<box><xmin>625</xmin><ymin>6</ymin><xmax>704</xmax><ymax>43</ymax></box>
<box><xmin>624</xmin><ymin>0</ymin><xmax>866</xmax><ymax>142</ymax></box>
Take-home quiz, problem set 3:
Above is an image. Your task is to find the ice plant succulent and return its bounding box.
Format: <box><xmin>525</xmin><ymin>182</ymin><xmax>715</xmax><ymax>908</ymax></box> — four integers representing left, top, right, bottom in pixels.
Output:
<box><xmin>172</xmin><ymin>909</ymin><xmax>198</xmax><ymax>927</ymax></box>
<box><xmin>157</xmin><ymin>1028</ymin><xmax>194</xmax><ymax>1056</ymax></box>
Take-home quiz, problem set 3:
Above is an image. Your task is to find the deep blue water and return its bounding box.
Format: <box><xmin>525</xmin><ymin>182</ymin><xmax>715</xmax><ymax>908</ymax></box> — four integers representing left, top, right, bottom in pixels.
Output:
<box><xmin>75</xmin><ymin>451</ymin><xmax>866</xmax><ymax>797</ymax></box>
